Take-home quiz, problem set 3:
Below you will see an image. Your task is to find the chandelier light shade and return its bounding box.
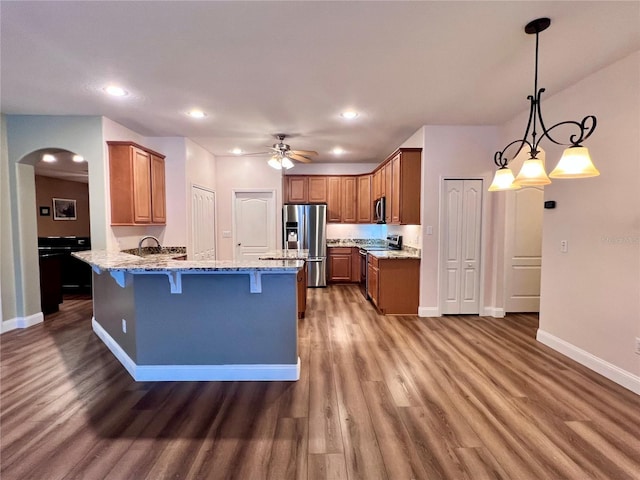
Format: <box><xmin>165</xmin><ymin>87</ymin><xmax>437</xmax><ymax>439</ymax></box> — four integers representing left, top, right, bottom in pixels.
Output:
<box><xmin>490</xmin><ymin>17</ymin><xmax>599</xmax><ymax>191</ymax></box>
<box><xmin>549</xmin><ymin>146</ymin><xmax>600</xmax><ymax>178</ymax></box>
<box><xmin>488</xmin><ymin>167</ymin><xmax>521</xmax><ymax>191</ymax></box>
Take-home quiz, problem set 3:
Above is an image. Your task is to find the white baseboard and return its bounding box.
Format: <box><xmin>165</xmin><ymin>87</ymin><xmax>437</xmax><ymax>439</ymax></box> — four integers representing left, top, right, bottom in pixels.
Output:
<box><xmin>418</xmin><ymin>306</ymin><xmax>440</xmax><ymax>317</ymax></box>
<box><xmin>92</xmin><ymin>317</ymin><xmax>300</xmax><ymax>382</ymax></box>
<box><xmin>482</xmin><ymin>306</ymin><xmax>505</xmax><ymax>318</ymax></box>
<box><xmin>1</xmin><ymin>311</ymin><xmax>44</xmax><ymax>334</ymax></box>
<box><xmin>537</xmin><ymin>329</ymin><xmax>640</xmax><ymax>395</ymax></box>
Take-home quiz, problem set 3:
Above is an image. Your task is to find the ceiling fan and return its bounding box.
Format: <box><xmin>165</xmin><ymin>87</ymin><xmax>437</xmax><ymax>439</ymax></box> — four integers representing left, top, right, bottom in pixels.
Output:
<box><xmin>256</xmin><ymin>134</ymin><xmax>318</xmax><ymax>170</ymax></box>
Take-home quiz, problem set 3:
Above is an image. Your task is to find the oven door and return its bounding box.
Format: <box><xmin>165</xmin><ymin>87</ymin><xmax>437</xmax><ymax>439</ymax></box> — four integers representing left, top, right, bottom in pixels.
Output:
<box><xmin>359</xmin><ymin>249</ymin><xmax>368</xmax><ymax>298</ymax></box>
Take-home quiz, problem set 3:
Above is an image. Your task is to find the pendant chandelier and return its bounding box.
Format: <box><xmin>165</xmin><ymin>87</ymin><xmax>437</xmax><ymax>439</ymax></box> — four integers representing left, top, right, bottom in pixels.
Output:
<box><xmin>488</xmin><ymin>17</ymin><xmax>600</xmax><ymax>192</ymax></box>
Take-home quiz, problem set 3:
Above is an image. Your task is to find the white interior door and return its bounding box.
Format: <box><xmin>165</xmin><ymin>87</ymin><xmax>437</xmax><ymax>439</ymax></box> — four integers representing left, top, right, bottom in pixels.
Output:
<box><xmin>441</xmin><ymin>179</ymin><xmax>482</xmax><ymax>315</ymax></box>
<box><xmin>233</xmin><ymin>190</ymin><xmax>276</xmax><ymax>260</ymax></box>
<box><xmin>190</xmin><ymin>185</ymin><xmax>216</xmax><ymax>260</ymax></box>
<box><xmin>504</xmin><ymin>187</ymin><xmax>543</xmax><ymax>312</ymax></box>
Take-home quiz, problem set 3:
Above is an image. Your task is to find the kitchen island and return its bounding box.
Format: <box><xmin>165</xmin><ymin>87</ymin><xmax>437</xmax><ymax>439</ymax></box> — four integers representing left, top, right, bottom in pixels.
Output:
<box><xmin>73</xmin><ymin>250</ymin><xmax>304</xmax><ymax>381</ymax></box>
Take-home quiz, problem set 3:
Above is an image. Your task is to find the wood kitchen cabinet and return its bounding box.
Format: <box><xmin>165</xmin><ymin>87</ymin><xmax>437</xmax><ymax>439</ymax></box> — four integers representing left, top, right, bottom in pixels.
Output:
<box><xmin>357</xmin><ymin>174</ymin><xmax>372</xmax><ymax>223</ymax></box>
<box><xmin>341</xmin><ymin>176</ymin><xmax>358</xmax><ymax>223</ymax></box>
<box><xmin>328</xmin><ymin>247</ymin><xmax>353</xmax><ymax>282</ymax></box>
<box><xmin>297</xmin><ymin>261</ymin><xmax>307</xmax><ymax>318</ymax></box>
<box><xmin>284</xmin><ymin>176</ymin><xmax>308</xmax><ymax>203</ymax></box>
<box><xmin>351</xmin><ymin>247</ymin><xmax>361</xmax><ymax>282</ymax></box>
<box><xmin>367</xmin><ymin>254</ymin><xmax>420</xmax><ymax>314</ymax></box>
<box><xmin>308</xmin><ymin>177</ymin><xmax>328</xmax><ymax>203</ymax></box>
<box><xmin>327</xmin><ymin>176</ymin><xmax>342</xmax><ymax>222</ymax></box>
<box><xmin>108</xmin><ymin>141</ymin><xmax>166</xmax><ymax>225</ymax></box>
<box><xmin>388</xmin><ymin>148</ymin><xmax>421</xmax><ymax>225</ymax></box>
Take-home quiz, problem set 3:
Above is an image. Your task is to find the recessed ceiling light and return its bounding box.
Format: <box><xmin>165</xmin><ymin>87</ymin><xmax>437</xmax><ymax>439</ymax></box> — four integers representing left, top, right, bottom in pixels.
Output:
<box><xmin>332</xmin><ymin>147</ymin><xmax>345</xmax><ymax>155</ymax></box>
<box><xmin>340</xmin><ymin>110</ymin><xmax>359</xmax><ymax>119</ymax></box>
<box><xmin>42</xmin><ymin>154</ymin><xmax>56</xmax><ymax>163</ymax></box>
<box><xmin>231</xmin><ymin>148</ymin><xmax>243</xmax><ymax>155</ymax></box>
<box><xmin>72</xmin><ymin>154</ymin><xmax>85</xmax><ymax>162</ymax></box>
<box><xmin>187</xmin><ymin>110</ymin><xmax>206</xmax><ymax>118</ymax></box>
<box><xmin>104</xmin><ymin>85</ymin><xmax>128</xmax><ymax>97</ymax></box>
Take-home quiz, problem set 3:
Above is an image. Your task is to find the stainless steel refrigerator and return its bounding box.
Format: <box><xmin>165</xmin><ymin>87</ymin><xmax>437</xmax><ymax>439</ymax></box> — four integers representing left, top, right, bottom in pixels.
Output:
<box><xmin>283</xmin><ymin>204</ymin><xmax>327</xmax><ymax>287</ymax></box>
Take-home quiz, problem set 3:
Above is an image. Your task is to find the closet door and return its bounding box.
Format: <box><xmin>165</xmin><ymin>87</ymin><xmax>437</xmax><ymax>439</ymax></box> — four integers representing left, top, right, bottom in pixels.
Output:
<box><xmin>441</xmin><ymin>179</ymin><xmax>482</xmax><ymax>314</ymax></box>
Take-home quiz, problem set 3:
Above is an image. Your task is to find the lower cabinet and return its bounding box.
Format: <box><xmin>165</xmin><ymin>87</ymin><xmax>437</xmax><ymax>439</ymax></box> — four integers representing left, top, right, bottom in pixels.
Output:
<box><xmin>328</xmin><ymin>247</ymin><xmax>361</xmax><ymax>283</ymax></box>
<box><xmin>367</xmin><ymin>255</ymin><xmax>420</xmax><ymax>314</ymax></box>
<box><xmin>297</xmin><ymin>262</ymin><xmax>307</xmax><ymax>318</ymax></box>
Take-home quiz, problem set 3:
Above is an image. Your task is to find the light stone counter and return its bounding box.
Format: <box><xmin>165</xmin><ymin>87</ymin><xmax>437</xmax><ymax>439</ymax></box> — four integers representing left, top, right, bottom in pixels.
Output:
<box><xmin>367</xmin><ymin>249</ymin><xmax>421</xmax><ymax>260</ymax></box>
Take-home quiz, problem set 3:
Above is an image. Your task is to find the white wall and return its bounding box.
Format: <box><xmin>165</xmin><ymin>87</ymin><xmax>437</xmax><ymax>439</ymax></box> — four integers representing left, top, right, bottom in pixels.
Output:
<box><xmin>287</xmin><ymin>162</ymin><xmax>378</xmax><ymax>175</ymax></box>
<box><xmin>214</xmin><ymin>155</ymin><xmax>284</xmax><ymax>260</ymax></box>
<box><xmin>419</xmin><ymin>125</ymin><xmax>500</xmax><ymax>316</ymax></box>
<box><xmin>530</xmin><ymin>51</ymin><xmax>640</xmax><ymax>389</ymax></box>
<box><xmin>101</xmin><ymin>119</ymin><xmax>189</xmax><ymax>250</ymax></box>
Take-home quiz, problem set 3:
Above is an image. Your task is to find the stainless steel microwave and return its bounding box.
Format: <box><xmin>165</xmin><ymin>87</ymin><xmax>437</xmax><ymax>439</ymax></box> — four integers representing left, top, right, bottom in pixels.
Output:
<box><xmin>374</xmin><ymin>196</ymin><xmax>386</xmax><ymax>224</ymax></box>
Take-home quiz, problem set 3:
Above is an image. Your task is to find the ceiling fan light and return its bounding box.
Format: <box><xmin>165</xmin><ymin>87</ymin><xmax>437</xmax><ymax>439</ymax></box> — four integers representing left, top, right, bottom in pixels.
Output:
<box><xmin>549</xmin><ymin>146</ymin><xmax>600</xmax><ymax>178</ymax></box>
<box><xmin>488</xmin><ymin>167</ymin><xmax>521</xmax><ymax>191</ymax></box>
<box><xmin>281</xmin><ymin>157</ymin><xmax>294</xmax><ymax>169</ymax></box>
<box><xmin>268</xmin><ymin>157</ymin><xmax>282</xmax><ymax>170</ymax></box>
<box><xmin>513</xmin><ymin>156</ymin><xmax>551</xmax><ymax>186</ymax></box>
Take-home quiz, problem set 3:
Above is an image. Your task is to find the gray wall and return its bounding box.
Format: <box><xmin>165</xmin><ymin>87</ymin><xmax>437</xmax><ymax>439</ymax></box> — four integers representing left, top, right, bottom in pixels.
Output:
<box><xmin>92</xmin><ymin>271</ymin><xmax>298</xmax><ymax>366</ymax></box>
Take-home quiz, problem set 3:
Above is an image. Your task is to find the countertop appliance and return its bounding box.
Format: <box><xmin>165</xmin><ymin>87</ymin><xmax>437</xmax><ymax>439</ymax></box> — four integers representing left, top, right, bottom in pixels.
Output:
<box><xmin>358</xmin><ymin>235</ymin><xmax>403</xmax><ymax>297</ymax></box>
<box><xmin>373</xmin><ymin>196</ymin><xmax>386</xmax><ymax>224</ymax></box>
<box><xmin>283</xmin><ymin>204</ymin><xmax>327</xmax><ymax>287</ymax></box>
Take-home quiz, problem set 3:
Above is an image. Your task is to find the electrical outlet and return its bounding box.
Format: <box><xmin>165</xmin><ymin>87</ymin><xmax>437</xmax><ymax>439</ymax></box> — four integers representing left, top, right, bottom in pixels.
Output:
<box><xmin>122</xmin><ymin>319</ymin><xmax>127</xmax><ymax>334</ymax></box>
<box><xmin>635</xmin><ymin>337</ymin><xmax>640</xmax><ymax>355</ymax></box>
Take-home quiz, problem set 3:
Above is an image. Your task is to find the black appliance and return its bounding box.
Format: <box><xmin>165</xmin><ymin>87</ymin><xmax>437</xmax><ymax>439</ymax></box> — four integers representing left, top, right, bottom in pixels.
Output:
<box><xmin>358</xmin><ymin>235</ymin><xmax>402</xmax><ymax>298</ymax></box>
<box><xmin>38</xmin><ymin>236</ymin><xmax>92</xmax><ymax>296</ymax></box>
<box><xmin>373</xmin><ymin>196</ymin><xmax>386</xmax><ymax>224</ymax></box>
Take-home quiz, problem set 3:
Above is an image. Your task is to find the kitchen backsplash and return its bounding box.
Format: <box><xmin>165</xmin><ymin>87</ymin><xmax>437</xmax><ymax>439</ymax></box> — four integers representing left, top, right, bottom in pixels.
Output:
<box><xmin>326</xmin><ymin>223</ymin><xmax>422</xmax><ymax>248</ymax></box>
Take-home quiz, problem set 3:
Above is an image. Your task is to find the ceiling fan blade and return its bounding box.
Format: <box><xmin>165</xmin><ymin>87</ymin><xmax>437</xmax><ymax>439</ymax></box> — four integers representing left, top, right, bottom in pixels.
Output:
<box><xmin>288</xmin><ymin>153</ymin><xmax>312</xmax><ymax>163</ymax></box>
<box><xmin>240</xmin><ymin>151</ymin><xmax>272</xmax><ymax>156</ymax></box>
<box><xmin>291</xmin><ymin>149</ymin><xmax>318</xmax><ymax>156</ymax></box>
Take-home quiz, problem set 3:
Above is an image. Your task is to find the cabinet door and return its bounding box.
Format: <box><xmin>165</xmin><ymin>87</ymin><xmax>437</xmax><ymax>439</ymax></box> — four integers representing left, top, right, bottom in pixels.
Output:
<box><xmin>367</xmin><ymin>262</ymin><xmax>379</xmax><ymax>305</ymax></box>
<box><xmin>308</xmin><ymin>176</ymin><xmax>328</xmax><ymax>203</ymax></box>
<box><xmin>150</xmin><ymin>154</ymin><xmax>166</xmax><ymax>224</ymax></box>
<box><xmin>384</xmin><ymin>162</ymin><xmax>393</xmax><ymax>223</ymax></box>
<box><xmin>372</xmin><ymin>170</ymin><xmax>381</xmax><ymax>201</ymax></box>
<box><xmin>327</xmin><ymin>177</ymin><xmax>342</xmax><ymax>222</ymax></box>
<box><xmin>357</xmin><ymin>175</ymin><xmax>372</xmax><ymax>223</ymax></box>
<box><xmin>287</xmin><ymin>176</ymin><xmax>308</xmax><ymax>203</ymax></box>
<box><xmin>391</xmin><ymin>154</ymin><xmax>401</xmax><ymax>224</ymax></box>
<box><xmin>379</xmin><ymin>165</ymin><xmax>386</xmax><ymax>198</ymax></box>
<box><xmin>328</xmin><ymin>249</ymin><xmax>352</xmax><ymax>282</ymax></box>
<box><xmin>341</xmin><ymin>177</ymin><xmax>358</xmax><ymax>223</ymax></box>
<box><xmin>297</xmin><ymin>262</ymin><xmax>307</xmax><ymax>318</ymax></box>
<box><xmin>132</xmin><ymin>147</ymin><xmax>152</xmax><ymax>223</ymax></box>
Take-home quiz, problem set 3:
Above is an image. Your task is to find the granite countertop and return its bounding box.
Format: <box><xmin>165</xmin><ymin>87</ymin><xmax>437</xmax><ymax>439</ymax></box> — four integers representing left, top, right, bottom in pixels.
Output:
<box><xmin>259</xmin><ymin>249</ymin><xmax>309</xmax><ymax>260</ymax></box>
<box><xmin>366</xmin><ymin>249</ymin><xmax>421</xmax><ymax>260</ymax></box>
<box><xmin>73</xmin><ymin>250</ymin><xmax>304</xmax><ymax>273</ymax></box>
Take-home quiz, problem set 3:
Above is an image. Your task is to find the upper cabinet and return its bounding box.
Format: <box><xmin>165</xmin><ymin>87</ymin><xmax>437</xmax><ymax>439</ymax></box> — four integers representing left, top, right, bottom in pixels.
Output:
<box><xmin>282</xmin><ymin>147</ymin><xmax>421</xmax><ymax>225</ymax></box>
<box><xmin>387</xmin><ymin>148</ymin><xmax>421</xmax><ymax>225</ymax></box>
<box><xmin>284</xmin><ymin>176</ymin><xmax>308</xmax><ymax>204</ymax></box>
<box><xmin>108</xmin><ymin>141</ymin><xmax>166</xmax><ymax>225</ymax></box>
<box><xmin>357</xmin><ymin>174</ymin><xmax>372</xmax><ymax>223</ymax></box>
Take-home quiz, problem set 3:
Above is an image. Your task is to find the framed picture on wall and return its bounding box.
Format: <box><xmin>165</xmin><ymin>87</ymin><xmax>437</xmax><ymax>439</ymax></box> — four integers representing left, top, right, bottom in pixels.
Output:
<box><xmin>53</xmin><ymin>198</ymin><xmax>77</xmax><ymax>220</ymax></box>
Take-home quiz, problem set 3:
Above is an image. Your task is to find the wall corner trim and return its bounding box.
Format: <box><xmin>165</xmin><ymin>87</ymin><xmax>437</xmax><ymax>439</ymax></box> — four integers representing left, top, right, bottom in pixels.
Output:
<box><xmin>418</xmin><ymin>306</ymin><xmax>440</xmax><ymax>317</ymax></box>
<box><xmin>537</xmin><ymin>329</ymin><xmax>640</xmax><ymax>396</ymax></box>
<box><xmin>92</xmin><ymin>317</ymin><xmax>300</xmax><ymax>381</ymax></box>
<box><xmin>1</xmin><ymin>312</ymin><xmax>44</xmax><ymax>334</ymax></box>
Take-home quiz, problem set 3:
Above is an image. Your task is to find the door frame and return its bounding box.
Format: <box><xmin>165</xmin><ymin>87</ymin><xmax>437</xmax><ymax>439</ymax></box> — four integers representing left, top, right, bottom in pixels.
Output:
<box><xmin>189</xmin><ymin>183</ymin><xmax>216</xmax><ymax>260</ymax></box>
<box><xmin>231</xmin><ymin>189</ymin><xmax>278</xmax><ymax>261</ymax></box>
<box><xmin>437</xmin><ymin>177</ymin><xmax>487</xmax><ymax>316</ymax></box>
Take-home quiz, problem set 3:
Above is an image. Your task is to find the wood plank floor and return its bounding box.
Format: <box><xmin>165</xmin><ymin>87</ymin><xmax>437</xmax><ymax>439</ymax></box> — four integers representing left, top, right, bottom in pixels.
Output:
<box><xmin>1</xmin><ymin>286</ymin><xmax>639</xmax><ymax>479</ymax></box>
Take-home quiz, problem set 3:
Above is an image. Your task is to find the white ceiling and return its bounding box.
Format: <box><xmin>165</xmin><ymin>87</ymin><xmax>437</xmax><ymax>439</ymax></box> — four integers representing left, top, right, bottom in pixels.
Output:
<box><xmin>2</xmin><ymin>1</ymin><xmax>639</xmax><ymax>168</ymax></box>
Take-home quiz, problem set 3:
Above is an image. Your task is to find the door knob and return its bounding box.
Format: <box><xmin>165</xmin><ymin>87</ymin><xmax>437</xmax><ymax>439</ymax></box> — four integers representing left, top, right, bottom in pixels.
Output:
<box><xmin>237</xmin><ymin>243</ymin><xmax>241</xmax><ymax>246</ymax></box>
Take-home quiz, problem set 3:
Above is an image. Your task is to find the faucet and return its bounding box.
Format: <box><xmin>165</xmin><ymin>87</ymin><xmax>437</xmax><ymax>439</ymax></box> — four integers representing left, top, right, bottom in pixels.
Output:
<box><xmin>138</xmin><ymin>235</ymin><xmax>161</xmax><ymax>256</ymax></box>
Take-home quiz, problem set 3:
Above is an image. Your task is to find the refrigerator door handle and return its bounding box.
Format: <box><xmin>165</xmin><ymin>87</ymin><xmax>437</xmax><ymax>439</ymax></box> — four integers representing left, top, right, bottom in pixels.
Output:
<box><xmin>306</xmin><ymin>257</ymin><xmax>323</xmax><ymax>262</ymax></box>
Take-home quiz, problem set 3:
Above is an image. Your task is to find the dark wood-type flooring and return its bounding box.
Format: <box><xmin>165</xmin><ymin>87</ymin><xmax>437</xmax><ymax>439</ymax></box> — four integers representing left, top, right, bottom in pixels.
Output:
<box><xmin>1</xmin><ymin>287</ymin><xmax>639</xmax><ymax>479</ymax></box>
